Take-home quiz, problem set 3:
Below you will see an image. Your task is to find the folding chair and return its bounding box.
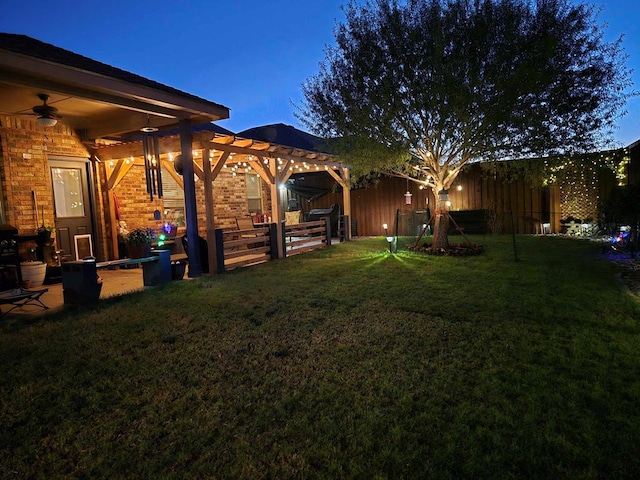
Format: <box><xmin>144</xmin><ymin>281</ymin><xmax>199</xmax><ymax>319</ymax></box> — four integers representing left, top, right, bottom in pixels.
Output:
<box><xmin>0</xmin><ymin>287</ymin><xmax>49</xmax><ymax>316</ymax></box>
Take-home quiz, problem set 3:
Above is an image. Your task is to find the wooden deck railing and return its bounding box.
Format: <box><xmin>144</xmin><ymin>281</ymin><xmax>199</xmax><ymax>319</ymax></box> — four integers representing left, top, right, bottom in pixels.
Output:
<box><xmin>283</xmin><ymin>218</ymin><xmax>331</xmax><ymax>256</ymax></box>
<box><xmin>215</xmin><ymin>224</ymin><xmax>278</xmax><ymax>272</ymax></box>
<box><xmin>214</xmin><ymin>217</ymin><xmax>341</xmax><ymax>272</ymax></box>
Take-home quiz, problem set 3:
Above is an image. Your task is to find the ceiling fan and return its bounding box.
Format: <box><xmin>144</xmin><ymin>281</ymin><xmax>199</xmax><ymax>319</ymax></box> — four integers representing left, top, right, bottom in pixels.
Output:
<box><xmin>32</xmin><ymin>94</ymin><xmax>63</xmax><ymax>127</ymax></box>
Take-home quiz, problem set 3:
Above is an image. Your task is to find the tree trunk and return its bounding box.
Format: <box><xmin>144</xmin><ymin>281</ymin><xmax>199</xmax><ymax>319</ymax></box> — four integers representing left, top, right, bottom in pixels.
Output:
<box><xmin>432</xmin><ymin>198</ymin><xmax>450</xmax><ymax>250</ymax></box>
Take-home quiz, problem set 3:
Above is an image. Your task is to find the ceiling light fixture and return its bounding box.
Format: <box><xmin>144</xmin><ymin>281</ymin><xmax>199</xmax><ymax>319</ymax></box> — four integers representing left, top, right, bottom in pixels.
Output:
<box><xmin>36</xmin><ymin>116</ymin><xmax>57</xmax><ymax>127</ymax></box>
<box><xmin>33</xmin><ymin>94</ymin><xmax>59</xmax><ymax>127</ymax></box>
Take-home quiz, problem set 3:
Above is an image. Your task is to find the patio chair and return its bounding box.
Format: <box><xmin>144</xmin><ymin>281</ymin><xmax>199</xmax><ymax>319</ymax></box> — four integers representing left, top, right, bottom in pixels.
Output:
<box><xmin>235</xmin><ymin>216</ymin><xmax>258</xmax><ymax>249</ymax></box>
<box><xmin>235</xmin><ymin>216</ymin><xmax>255</xmax><ymax>230</ymax></box>
<box><xmin>0</xmin><ymin>287</ymin><xmax>49</xmax><ymax>316</ymax></box>
<box><xmin>284</xmin><ymin>210</ymin><xmax>303</xmax><ymax>246</ymax></box>
<box><xmin>285</xmin><ymin>210</ymin><xmax>302</xmax><ymax>225</ymax></box>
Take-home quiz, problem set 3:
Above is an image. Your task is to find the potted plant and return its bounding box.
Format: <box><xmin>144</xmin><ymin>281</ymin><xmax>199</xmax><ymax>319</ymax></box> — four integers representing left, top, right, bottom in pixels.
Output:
<box><xmin>36</xmin><ymin>224</ymin><xmax>55</xmax><ymax>247</ymax></box>
<box><xmin>125</xmin><ymin>227</ymin><xmax>155</xmax><ymax>258</ymax></box>
<box><xmin>162</xmin><ymin>222</ymin><xmax>178</xmax><ymax>238</ymax></box>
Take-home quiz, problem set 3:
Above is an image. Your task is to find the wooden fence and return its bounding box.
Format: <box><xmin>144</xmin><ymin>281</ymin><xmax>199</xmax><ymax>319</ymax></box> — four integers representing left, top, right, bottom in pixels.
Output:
<box><xmin>284</xmin><ymin>162</ymin><xmax>621</xmax><ymax>236</ymax></box>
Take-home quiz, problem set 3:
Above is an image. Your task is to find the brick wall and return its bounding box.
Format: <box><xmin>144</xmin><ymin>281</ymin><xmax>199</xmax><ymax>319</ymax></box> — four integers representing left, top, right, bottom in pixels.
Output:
<box><xmin>0</xmin><ymin>116</ymin><xmax>97</xmax><ymax>258</ymax></box>
<box><xmin>110</xmin><ymin>165</ymin><xmax>259</xmax><ymax>246</ymax></box>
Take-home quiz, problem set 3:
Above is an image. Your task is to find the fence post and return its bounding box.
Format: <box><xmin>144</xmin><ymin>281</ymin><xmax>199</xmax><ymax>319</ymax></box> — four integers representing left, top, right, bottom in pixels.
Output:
<box><xmin>280</xmin><ymin>221</ymin><xmax>287</xmax><ymax>258</ymax></box>
<box><xmin>269</xmin><ymin>223</ymin><xmax>279</xmax><ymax>259</ymax></box>
<box><xmin>324</xmin><ymin>217</ymin><xmax>332</xmax><ymax>246</ymax></box>
<box><xmin>214</xmin><ymin>228</ymin><xmax>226</xmax><ymax>273</ymax></box>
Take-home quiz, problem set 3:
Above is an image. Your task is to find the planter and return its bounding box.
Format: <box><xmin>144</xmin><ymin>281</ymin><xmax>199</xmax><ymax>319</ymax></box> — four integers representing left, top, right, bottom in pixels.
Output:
<box><xmin>20</xmin><ymin>261</ymin><xmax>47</xmax><ymax>287</ymax></box>
<box><xmin>35</xmin><ymin>232</ymin><xmax>55</xmax><ymax>247</ymax></box>
<box><xmin>127</xmin><ymin>243</ymin><xmax>151</xmax><ymax>259</ymax></box>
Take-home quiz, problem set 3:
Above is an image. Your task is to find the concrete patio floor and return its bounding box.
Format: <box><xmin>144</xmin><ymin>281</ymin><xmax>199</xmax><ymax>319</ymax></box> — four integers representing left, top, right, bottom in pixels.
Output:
<box><xmin>0</xmin><ymin>267</ymin><xmax>172</xmax><ymax>319</ymax></box>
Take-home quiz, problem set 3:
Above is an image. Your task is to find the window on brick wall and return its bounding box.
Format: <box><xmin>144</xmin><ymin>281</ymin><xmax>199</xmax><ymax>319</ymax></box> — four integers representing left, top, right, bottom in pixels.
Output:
<box><xmin>161</xmin><ymin>167</ymin><xmax>185</xmax><ymax>226</ymax></box>
<box><xmin>246</xmin><ymin>173</ymin><xmax>263</xmax><ymax>214</ymax></box>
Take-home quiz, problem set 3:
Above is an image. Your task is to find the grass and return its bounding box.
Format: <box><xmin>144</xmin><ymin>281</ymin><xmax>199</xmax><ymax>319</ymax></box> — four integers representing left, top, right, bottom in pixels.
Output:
<box><xmin>1</xmin><ymin>235</ymin><xmax>639</xmax><ymax>479</ymax></box>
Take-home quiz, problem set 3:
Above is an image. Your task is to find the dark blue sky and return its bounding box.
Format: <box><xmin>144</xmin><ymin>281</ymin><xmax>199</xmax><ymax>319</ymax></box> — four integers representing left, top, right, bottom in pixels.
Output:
<box><xmin>1</xmin><ymin>0</ymin><xmax>638</xmax><ymax>146</ymax></box>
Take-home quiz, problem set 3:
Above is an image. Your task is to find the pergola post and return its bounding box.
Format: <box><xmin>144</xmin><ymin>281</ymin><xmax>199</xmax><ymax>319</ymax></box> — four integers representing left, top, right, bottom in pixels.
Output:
<box><xmin>199</xmin><ymin>133</ymin><xmax>230</xmax><ymax>274</ymax></box>
<box><xmin>180</xmin><ymin>119</ymin><xmax>201</xmax><ymax>277</ymax></box>
<box><xmin>341</xmin><ymin>167</ymin><xmax>352</xmax><ymax>240</ymax></box>
<box><xmin>327</xmin><ymin>166</ymin><xmax>352</xmax><ymax>240</ymax></box>
<box><xmin>201</xmin><ymin>144</ymin><xmax>216</xmax><ymax>274</ymax></box>
<box><xmin>269</xmin><ymin>158</ymin><xmax>284</xmax><ymax>258</ymax></box>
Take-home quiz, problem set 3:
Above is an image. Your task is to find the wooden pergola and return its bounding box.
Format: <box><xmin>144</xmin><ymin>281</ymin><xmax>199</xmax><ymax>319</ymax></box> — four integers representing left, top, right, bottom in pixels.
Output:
<box><xmin>94</xmin><ymin>128</ymin><xmax>351</xmax><ymax>276</ymax></box>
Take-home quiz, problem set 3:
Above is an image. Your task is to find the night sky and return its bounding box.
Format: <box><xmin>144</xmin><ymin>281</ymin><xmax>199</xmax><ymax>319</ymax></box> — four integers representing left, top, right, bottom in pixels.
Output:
<box><xmin>1</xmin><ymin>0</ymin><xmax>638</xmax><ymax>146</ymax></box>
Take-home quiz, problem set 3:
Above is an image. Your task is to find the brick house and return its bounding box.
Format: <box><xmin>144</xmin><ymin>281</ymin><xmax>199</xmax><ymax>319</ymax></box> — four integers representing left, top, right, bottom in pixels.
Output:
<box><xmin>0</xmin><ymin>34</ymin><xmax>351</xmax><ymax>278</ymax></box>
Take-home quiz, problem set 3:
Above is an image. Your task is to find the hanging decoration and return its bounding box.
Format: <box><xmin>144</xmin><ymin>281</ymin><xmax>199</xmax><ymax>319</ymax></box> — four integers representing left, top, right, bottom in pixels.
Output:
<box><xmin>142</xmin><ymin>133</ymin><xmax>163</xmax><ymax>201</ymax></box>
<box><xmin>404</xmin><ymin>178</ymin><xmax>412</xmax><ymax>205</ymax></box>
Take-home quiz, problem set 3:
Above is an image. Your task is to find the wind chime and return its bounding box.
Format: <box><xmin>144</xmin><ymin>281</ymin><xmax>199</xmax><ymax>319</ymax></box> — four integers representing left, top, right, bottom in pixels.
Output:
<box><xmin>142</xmin><ymin>132</ymin><xmax>163</xmax><ymax>201</ymax></box>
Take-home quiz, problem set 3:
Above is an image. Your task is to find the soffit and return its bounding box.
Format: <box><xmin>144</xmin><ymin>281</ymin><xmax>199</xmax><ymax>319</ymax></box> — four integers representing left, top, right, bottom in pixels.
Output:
<box><xmin>0</xmin><ymin>37</ymin><xmax>229</xmax><ymax>140</ymax></box>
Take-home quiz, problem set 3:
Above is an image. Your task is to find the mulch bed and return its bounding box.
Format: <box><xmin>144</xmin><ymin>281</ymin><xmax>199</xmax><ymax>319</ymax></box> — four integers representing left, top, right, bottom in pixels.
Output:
<box><xmin>408</xmin><ymin>242</ymin><xmax>484</xmax><ymax>256</ymax></box>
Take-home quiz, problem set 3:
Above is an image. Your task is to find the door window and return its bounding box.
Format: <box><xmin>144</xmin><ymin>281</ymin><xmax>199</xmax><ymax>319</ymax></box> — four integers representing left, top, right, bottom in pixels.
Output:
<box><xmin>52</xmin><ymin>168</ymin><xmax>85</xmax><ymax>218</ymax></box>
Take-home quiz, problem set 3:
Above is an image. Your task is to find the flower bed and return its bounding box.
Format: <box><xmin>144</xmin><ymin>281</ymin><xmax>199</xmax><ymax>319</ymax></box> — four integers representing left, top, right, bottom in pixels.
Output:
<box><xmin>408</xmin><ymin>242</ymin><xmax>484</xmax><ymax>256</ymax></box>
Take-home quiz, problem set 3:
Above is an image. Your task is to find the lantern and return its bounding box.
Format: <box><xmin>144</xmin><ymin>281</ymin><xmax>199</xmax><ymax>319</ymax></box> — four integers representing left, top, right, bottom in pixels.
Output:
<box><xmin>404</xmin><ymin>191</ymin><xmax>413</xmax><ymax>205</ymax></box>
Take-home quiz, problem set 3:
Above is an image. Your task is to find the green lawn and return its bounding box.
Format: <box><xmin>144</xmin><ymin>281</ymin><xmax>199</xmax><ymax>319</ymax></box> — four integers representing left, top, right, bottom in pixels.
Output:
<box><xmin>1</xmin><ymin>236</ymin><xmax>639</xmax><ymax>479</ymax></box>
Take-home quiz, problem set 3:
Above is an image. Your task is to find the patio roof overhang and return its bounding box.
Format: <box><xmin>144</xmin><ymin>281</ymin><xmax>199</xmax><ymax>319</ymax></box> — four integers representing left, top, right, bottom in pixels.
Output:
<box><xmin>0</xmin><ymin>34</ymin><xmax>229</xmax><ymax>139</ymax></box>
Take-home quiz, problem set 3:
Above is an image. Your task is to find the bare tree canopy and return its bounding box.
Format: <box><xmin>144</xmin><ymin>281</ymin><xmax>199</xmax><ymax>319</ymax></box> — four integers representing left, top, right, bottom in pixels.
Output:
<box><xmin>299</xmin><ymin>0</ymin><xmax>635</xmax><ymax>193</ymax></box>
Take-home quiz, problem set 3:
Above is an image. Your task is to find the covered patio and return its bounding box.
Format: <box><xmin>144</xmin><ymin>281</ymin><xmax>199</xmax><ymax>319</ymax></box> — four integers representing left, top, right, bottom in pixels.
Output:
<box><xmin>1</xmin><ymin>34</ymin><xmax>352</xmax><ymax>301</ymax></box>
<box><xmin>93</xmin><ymin>124</ymin><xmax>353</xmax><ymax>275</ymax></box>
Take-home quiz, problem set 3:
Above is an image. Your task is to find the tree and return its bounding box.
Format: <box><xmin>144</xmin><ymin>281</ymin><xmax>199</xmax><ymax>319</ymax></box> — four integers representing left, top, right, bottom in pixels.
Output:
<box><xmin>300</xmin><ymin>0</ymin><xmax>634</xmax><ymax>249</ymax></box>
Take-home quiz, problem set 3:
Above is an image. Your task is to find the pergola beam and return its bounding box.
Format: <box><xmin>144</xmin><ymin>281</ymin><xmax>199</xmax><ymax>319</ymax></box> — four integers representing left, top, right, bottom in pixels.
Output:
<box><xmin>107</xmin><ymin>158</ymin><xmax>135</xmax><ymax>190</ymax></box>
